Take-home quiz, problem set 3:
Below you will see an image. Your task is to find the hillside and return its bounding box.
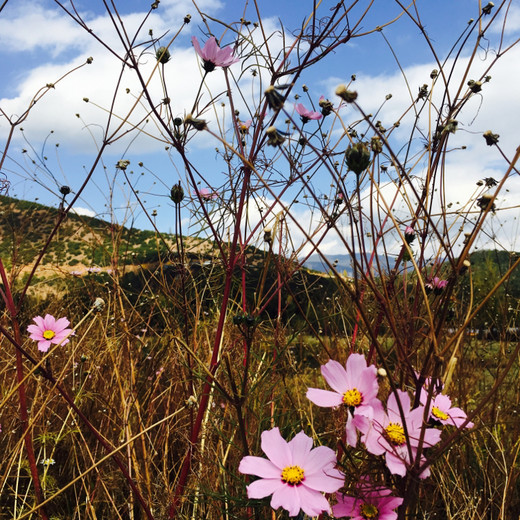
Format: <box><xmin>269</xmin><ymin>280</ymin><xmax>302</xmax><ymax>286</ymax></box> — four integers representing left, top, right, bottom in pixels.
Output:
<box><xmin>0</xmin><ymin>195</ymin><xmax>214</xmax><ymax>275</ymax></box>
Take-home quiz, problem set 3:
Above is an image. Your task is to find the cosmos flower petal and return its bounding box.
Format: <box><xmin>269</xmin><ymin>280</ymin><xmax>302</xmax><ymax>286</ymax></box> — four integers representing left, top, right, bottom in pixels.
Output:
<box><xmin>238</xmin><ymin>456</ymin><xmax>281</xmax><ymax>478</ymax></box>
<box><xmin>320</xmin><ymin>360</ymin><xmax>348</xmax><ymax>394</ymax></box>
<box><xmin>246</xmin><ymin>478</ymin><xmax>282</xmax><ymax>499</ymax></box>
<box><xmin>306</xmin><ymin>388</ymin><xmax>343</xmax><ymax>407</ymax></box>
<box><xmin>271</xmin><ymin>486</ymin><xmax>301</xmax><ymax>517</ymax></box>
<box><xmin>288</xmin><ymin>431</ymin><xmax>313</xmax><ymax>466</ymax></box>
<box><xmin>298</xmin><ymin>485</ymin><xmax>331</xmax><ymax>516</ymax></box>
<box><xmin>260</xmin><ymin>427</ymin><xmax>291</xmax><ymax>468</ymax></box>
<box><xmin>53</xmin><ymin>317</ymin><xmax>71</xmax><ymax>332</ymax></box>
<box><xmin>300</xmin><ymin>445</ymin><xmax>337</xmax><ymax>476</ymax></box>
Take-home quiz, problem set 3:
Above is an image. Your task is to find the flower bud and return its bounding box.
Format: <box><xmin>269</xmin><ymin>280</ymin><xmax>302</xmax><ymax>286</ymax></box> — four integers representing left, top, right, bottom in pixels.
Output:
<box><xmin>170</xmin><ymin>182</ymin><xmax>184</xmax><ymax>204</ymax></box>
<box><xmin>156</xmin><ymin>46</ymin><xmax>171</xmax><ymax>64</ymax></box>
<box><xmin>116</xmin><ymin>160</ymin><xmax>130</xmax><ymax>170</ymax></box>
<box><xmin>60</xmin><ymin>185</ymin><xmax>71</xmax><ymax>196</ymax></box>
<box><xmin>345</xmin><ymin>142</ymin><xmax>371</xmax><ymax>175</ymax></box>
<box><xmin>185</xmin><ymin>114</ymin><xmax>207</xmax><ymax>131</ymax></box>
<box><xmin>266</xmin><ymin>126</ymin><xmax>285</xmax><ymax>146</ymax></box>
<box><xmin>467</xmin><ymin>79</ymin><xmax>482</xmax><ymax>93</ymax></box>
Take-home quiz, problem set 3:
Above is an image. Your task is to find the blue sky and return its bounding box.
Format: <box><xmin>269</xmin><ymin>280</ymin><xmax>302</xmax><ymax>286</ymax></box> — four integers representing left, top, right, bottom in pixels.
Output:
<box><xmin>1</xmin><ymin>0</ymin><xmax>520</xmax><ymax>255</ymax></box>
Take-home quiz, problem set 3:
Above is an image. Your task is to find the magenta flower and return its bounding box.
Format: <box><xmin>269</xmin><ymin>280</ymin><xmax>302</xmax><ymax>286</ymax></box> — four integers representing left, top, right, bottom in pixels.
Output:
<box><xmin>427</xmin><ymin>394</ymin><xmax>474</xmax><ymax>429</ymax></box>
<box><xmin>425</xmin><ymin>276</ymin><xmax>448</xmax><ymax>294</ymax></box>
<box><xmin>295</xmin><ymin>103</ymin><xmax>322</xmax><ymax>123</ymax></box>
<box><xmin>27</xmin><ymin>314</ymin><xmax>74</xmax><ymax>353</ymax></box>
<box><xmin>333</xmin><ymin>478</ymin><xmax>403</xmax><ymax>520</ymax></box>
<box><xmin>306</xmin><ymin>354</ymin><xmax>381</xmax><ymax>446</ymax></box>
<box><xmin>362</xmin><ymin>390</ymin><xmax>441</xmax><ymax>478</ymax></box>
<box><xmin>191</xmin><ymin>36</ymin><xmax>239</xmax><ymax>72</ymax></box>
<box><xmin>238</xmin><ymin>427</ymin><xmax>344</xmax><ymax>517</ymax></box>
<box><xmin>238</xmin><ymin>119</ymin><xmax>252</xmax><ymax>134</ymax></box>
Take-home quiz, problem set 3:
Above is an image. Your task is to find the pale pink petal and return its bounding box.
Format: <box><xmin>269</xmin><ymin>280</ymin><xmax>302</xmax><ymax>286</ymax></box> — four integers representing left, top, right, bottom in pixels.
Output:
<box><xmin>38</xmin><ymin>340</ymin><xmax>52</xmax><ymax>353</ymax></box>
<box><xmin>300</xmin><ymin>445</ymin><xmax>336</xmax><ymax>475</ymax></box>
<box><xmin>447</xmin><ymin>407</ymin><xmax>474</xmax><ymax>428</ymax></box>
<box><xmin>320</xmin><ymin>360</ymin><xmax>348</xmax><ymax>394</ymax></box>
<box><xmin>298</xmin><ymin>485</ymin><xmax>331</xmax><ymax>516</ymax></box>
<box><xmin>261</xmin><ymin>427</ymin><xmax>291</xmax><ymax>468</ymax></box>
<box><xmin>271</xmin><ymin>485</ymin><xmax>300</xmax><ymax>517</ymax></box>
<box><xmin>246</xmin><ymin>478</ymin><xmax>282</xmax><ymax>499</ymax></box>
<box><xmin>295</xmin><ymin>103</ymin><xmax>307</xmax><ymax>116</ymax></box>
<box><xmin>238</xmin><ymin>456</ymin><xmax>280</xmax><ymax>478</ymax></box>
<box><xmin>346</xmin><ymin>412</ymin><xmax>358</xmax><ymax>447</ymax></box>
<box><xmin>31</xmin><ymin>316</ymin><xmax>45</xmax><ymax>329</ymax></box>
<box><xmin>191</xmin><ymin>36</ymin><xmax>203</xmax><ymax>58</ymax></box>
<box><xmin>385</xmin><ymin>451</ymin><xmax>409</xmax><ymax>476</ymax></box>
<box><xmin>53</xmin><ymin>317</ymin><xmax>71</xmax><ymax>333</ymax></box>
<box><xmin>345</xmin><ymin>353</ymin><xmax>369</xmax><ymax>383</ymax></box>
<box><xmin>304</xmin><ymin>464</ymin><xmax>344</xmax><ymax>493</ymax></box>
<box><xmin>288</xmin><ymin>430</ymin><xmax>313</xmax><ymax>466</ymax></box>
<box><xmin>43</xmin><ymin>314</ymin><xmax>56</xmax><ymax>330</ymax></box>
<box><xmin>204</xmin><ymin>37</ymin><xmax>219</xmax><ymax>61</ymax></box>
<box><xmin>306</xmin><ymin>388</ymin><xmax>343</xmax><ymax>407</ymax></box>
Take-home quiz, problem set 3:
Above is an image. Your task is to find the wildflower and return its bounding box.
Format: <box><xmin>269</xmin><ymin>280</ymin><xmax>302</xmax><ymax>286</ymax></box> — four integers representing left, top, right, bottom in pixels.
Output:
<box><xmin>427</xmin><ymin>394</ymin><xmax>474</xmax><ymax>429</ymax></box>
<box><xmin>191</xmin><ymin>36</ymin><xmax>239</xmax><ymax>72</ymax></box>
<box><xmin>306</xmin><ymin>354</ymin><xmax>381</xmax><ymax>446</ymax></box>
<box><xmin>362</xmin><ymin>390</ymin><xmax>441</xmax><ymax>478</ymax></box>
<box><xmin>195</xmin><ymin>188</ymin><xmax>218</xmax><ymax>200</ymax></box>
<box><xmin>28</xmin><ymin>314</ymin><xmax>74</xmax><ymax>353</ymax></box>
<box><xmin>238</xmin><ymin>119</ymin><xmax>252</xmax><ymax>134</ymax></box>
<box><xmin>425</xmin><ymin>276</ymin><xmax>448</xmax><ymax>294</ymax></box>
<box><xmin>333</xmin><ymin>478</ymin><xmax>403</xmax><ymax>520</ymax></box>
<box><xmin>319</xmin><ymin>95</ymin><xmax>334</xmax><ymax>116</ymax></box>
<box><xmin>238</xmin><ymin>427</ymin><xmax>344</xmax><ymax>517</ymax></box>
<box><xmin>41</xmin><ymin>458</ymin><xmax>56</xmax><ymax>466</ymax></box>
<box><xmin>295</xmin><ymin>103</ymin><xmax>322</xmax><ymax>124</ymax></box>
<box><xmin>404</xmin><ymin>226</ymin><xmax>416</xmax><ymax>244</ymax></box>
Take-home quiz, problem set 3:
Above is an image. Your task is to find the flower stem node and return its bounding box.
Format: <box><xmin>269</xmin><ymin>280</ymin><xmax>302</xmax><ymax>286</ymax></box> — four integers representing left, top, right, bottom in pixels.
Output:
<box><xmin>335</xmin><ymin>85</ymin><xmax>358</xmax><ymax>103</ymax></box>
<box><xmin>345</xmin><ymin>142</ymin><xmax>371</xmax><ymax>175</ymax></box>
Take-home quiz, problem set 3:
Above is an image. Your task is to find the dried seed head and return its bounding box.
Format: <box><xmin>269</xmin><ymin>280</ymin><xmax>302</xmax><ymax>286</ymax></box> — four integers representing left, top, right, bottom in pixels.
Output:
<box><xmin>345</xmin><ymin>142</ymin><xmax>371</xmax><ymax>175</ymax></box>
<box><xmin>483</xmin><ymin>130</ymin><xmax>499</xmax><ymax>146</ymax></box>
<box><xmin>335</xmin><ymin>85</ymin><xmax>358</xmax><ymax>103</ymax></box>
<box><xmin>170</xmin><ymin>182</ymin><xmax>184</xmax><ymax>204</ymax></box>
<box><xmin>156</xmin><ymin>46</ymin><xmax>171</xmax><ymax>64</ymax></box>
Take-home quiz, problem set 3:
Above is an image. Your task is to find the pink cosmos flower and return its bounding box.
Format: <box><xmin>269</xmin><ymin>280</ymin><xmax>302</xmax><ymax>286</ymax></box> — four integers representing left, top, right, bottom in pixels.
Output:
<box><xmin>306</xmin><ymin>354</ymin><xmax>381</xmax><ymax>446</ymax></box>
<box><xmin>27</xmin><ymin>314</ymin><xmax>74</xmax><ymax>353</ymax></box>
<box><xmin>295</xmin><ymin>103</ymin><xmax>322</xmax><ymax>123</ymax></box>
<box><xmin>238</xmin><ymin>427</ymin><xmax>344</xmax><ymax>517</ymax></box>
<box><xmin>194</xmin><ymin>187</ymin><xmax>218</xmax><ymax>200</ymax></box>
<box><xmin>362</xmin><ymin>390</ymin><xmax>441</xmax><ymax>478</ymax></box>
<box><xmin>191</xmin><ymin>36</ymin><xmax>239</xmax><ymax>72</ymax></box>
<box><xmin>427</xmin><ymin>394</ymin><xmax>474</xmax><ymax>429</ymax></box>
<box><xmin>333</xmin><ymin>478</ymin><xmax>403</xmax><ymax>520</ymax></box>
<box><xmin>238</xmin><ymin>119</ymin><xmax>252</xmax><ymax>134</ymax></box>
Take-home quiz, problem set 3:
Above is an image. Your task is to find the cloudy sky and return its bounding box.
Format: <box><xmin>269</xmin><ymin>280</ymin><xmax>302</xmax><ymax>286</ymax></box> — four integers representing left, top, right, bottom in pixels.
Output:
<box><xmin>1</xmin><ymin>0</ymin><xmax>519</xmax><ymax>257</ymax></box>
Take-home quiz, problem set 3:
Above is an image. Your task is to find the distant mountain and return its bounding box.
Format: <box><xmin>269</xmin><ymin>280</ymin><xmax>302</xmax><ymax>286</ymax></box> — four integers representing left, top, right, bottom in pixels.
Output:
<box><xmin>304</xmin><ymin>253</ymin><xmax>395</xmax><ymax>275</ymax></box>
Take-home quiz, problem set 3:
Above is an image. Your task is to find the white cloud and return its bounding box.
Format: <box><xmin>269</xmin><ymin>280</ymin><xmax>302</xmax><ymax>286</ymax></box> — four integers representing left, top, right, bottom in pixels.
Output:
<box><xmin>72</xmin><ymin>206</ymin><xmax>96</xmax><ymax>217</ymax></box>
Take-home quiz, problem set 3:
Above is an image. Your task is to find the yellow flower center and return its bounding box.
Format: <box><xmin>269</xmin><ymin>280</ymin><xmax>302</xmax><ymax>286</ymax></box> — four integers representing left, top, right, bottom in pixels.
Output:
<box><xmin>43</xmin><ymin>330</ymin><xmax>55</xmax><ymax>340</ymax></box>
<box><xmin>281</xmin><ymin>465</ymin><xmax>305</xmax><ymax>486</ymax></box>
<box><xmin>432</xmin><ymin>406</ymin><xmax>449</xmax><ymax>421</ymax></box>
<box><xmin>385</xmin><ymin>422</ymin><xmax>406</xmax><ymax>445</ymax></box>
<box><xmin>343</xmin><ymin>388</ymin><xmax>362</xmax><ymax>407</ymax></box>
<box><xmin>360</xmin><ymin>502</ymin><xmax>379</xmax><ymax>518</ymax></box>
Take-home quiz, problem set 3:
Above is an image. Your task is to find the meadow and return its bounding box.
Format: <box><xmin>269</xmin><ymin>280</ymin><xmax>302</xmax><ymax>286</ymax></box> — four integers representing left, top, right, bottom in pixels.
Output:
<box><xmin>1</xmin><ymin>1</ymin><xmax>520</xmax><ymax>518</ymax></box>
